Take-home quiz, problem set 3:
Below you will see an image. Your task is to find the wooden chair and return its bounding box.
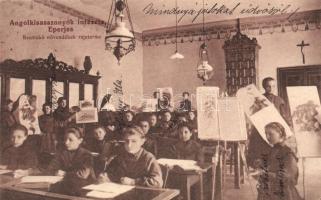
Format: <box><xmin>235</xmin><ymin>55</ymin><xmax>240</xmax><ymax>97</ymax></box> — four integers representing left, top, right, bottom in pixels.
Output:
<box><xmin>154</xmin><ymin>136</ymin><xmax>177</xmax><ymax>158</ymax></box>
<box><xmin>164</xmin><ymin>145</ymin><xmax>207</xmax><ymax>200</ymax></box>
<box><xmin>167</xmin><ymin>166</ymin><xmax>201</xmax><ymax>200</ymax></box>
<box><xmin>160</xmin><ymin>164</ymin><xmax>170</xmax><ymax>188</ymax></box>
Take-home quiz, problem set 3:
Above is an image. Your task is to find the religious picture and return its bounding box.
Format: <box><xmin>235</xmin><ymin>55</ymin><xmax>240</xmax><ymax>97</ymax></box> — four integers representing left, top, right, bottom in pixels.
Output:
<box><xmin>236</xmin><ymin>84</ymin><xmax>272</xmax><ymax>116</ymax></box>
<box><xmin>76</xmin><ymin>108</ymin><xmax>98</xmax><ymax>124</ymax></box>
<box><xmin>287</xmin><ymin>86</ymin><xmax>321</xmax><ymax>157</ymax></box>
<box><xmin>197</xmin><ymin>87</ymin><xmax>219</xmax><ymax>140</ymax></box>
<box><xmin>79</xmin><ymin>100</ymin><xmax>94</xmax><ymax>109</ymax></box>
<box><xmin>97</xmin><ymin>91</ymin><xmax>116</xmax><ymax>112</ymax></box>
<box><xmin>12</xmin><ymin>94</ymin><xmax>41</xmax><ymax>135</ymax></box>
<box><xmin>157</xmin><ymin>87</ymin><xmax>174</xmax><ymax>110</ymax></box>
<box><xmin>237</xmin><ymin>85</ymin><xmax>293</xmax><ymax>144</ymax></box>
<box><xmin>250</xmin><ymin>105</ymin><xmax>293</xmax><ymax>144</ymax></box>
<box><xmin>141</xmin><ymin>98</ymin><xmax>157</xmax><ymax>112</ymax></box>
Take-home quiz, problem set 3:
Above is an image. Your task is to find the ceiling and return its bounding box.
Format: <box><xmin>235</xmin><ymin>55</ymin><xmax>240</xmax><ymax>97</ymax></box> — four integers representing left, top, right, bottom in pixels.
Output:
<box><xmin>53</xmin><ymin>0</ymin><xmax>321</xmax><ymax>32</ymax></box>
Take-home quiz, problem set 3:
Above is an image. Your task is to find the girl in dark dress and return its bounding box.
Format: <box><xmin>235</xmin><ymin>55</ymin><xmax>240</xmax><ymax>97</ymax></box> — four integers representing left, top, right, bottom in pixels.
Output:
<box><xmin>0</xmin><ymin>99</ymin><xmax>16</xmax><ymax>149</ymax></box>
<box><xmin>53</xmin><ymin>97</ymin><xmax>72</xmax><ymax>148</ymax></box>
<box><xmin>138</xmin><ymin>119</ymin><xmax>157</xmax><ymax>155</ymax></box>
<box><xmin>148</xmin><ymin>113</ymin><xmax>162</xmax><ymax>134</ymax></box>
<box><xmin>39</xmin><ymin>103</ymin><xmax>56</xmax><ymax>154</ymax></box>
<box><xmin>101</xmin><ymin>126</ymin><xmax>163</xmax><ymax>188</ymax></box>
<box><xmin>170</xmin><ymin>123</ymin><xmax>203</xmax><ymax>163</ymax></box>
<box><xmin>122</xmin><ymin>110</ymin><xmax>135</xmax><ymax>128</ymax></box>
<box><xmin>160</xmin><ymin>111</ymin><xmax>176</xmax><ymax>138</ymax></box>
<box><xmin>0</xmin><ymin>124</ymin><xmax>38</xmax><ymax>178</ymax></box>
<box><xmin>168</xmin><ymin>123</ymin><xmax>203</xmax><ymax>200</ymax></box>
<box><xmin>47</xmin><ymin>127</ymin><xmax>96</xmax><ymax>196</ymax></box>
<box><xmin>84</xmin><ymin>125</ymin><xmax>119</xmax><ymax>175</ymax></box>
<box><xmin>257</xmin><ymin>122</ymin><xmax>302</xmax><ymax>200</ymax></box>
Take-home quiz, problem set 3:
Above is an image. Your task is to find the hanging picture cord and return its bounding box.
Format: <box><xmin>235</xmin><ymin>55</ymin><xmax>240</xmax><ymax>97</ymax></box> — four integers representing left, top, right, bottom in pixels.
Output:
<box><xmin>216</xmin><ymin>92</ymin><xmax>222</xmax><ymax>198</ymax></box>
<box><xmin>202</xmin><ymin>0</ymin><xmax>205</xmax><ymax>41</ymax></box>
<box><xmin>243</xmin><ymin>159</ymin><xmax>259</xmax><ymax>199</ymax></box>
<box><xmin>125</xmin><ymin>0</ymin><xmax>135</xmax><ymax>34</ymax></box>
<box><xmin>291</xmin><ymin>124</ymin><xmax>306</xmax><ymax>200</ymax></box>
<box><xmin>175</xmin><ymin>0</ymin><xmax>178</xmax><ymax>52</ymax></box>
<box><xmin>302</xmin><ymin>157</ymin><xmax>306</xmax><ymax>200</ymax></box>
<box><xmin>107</xmin><ymin>0</ymin><xmax>114</xmax><ymax>30</ymax></box>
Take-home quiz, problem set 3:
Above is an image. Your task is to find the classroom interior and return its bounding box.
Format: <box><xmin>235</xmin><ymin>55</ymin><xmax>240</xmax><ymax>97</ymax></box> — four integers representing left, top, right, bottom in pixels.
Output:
<box><xmin>1</xmin><ymin>0</ymin><xmax>321</xmax><ymax>200</ymax></box>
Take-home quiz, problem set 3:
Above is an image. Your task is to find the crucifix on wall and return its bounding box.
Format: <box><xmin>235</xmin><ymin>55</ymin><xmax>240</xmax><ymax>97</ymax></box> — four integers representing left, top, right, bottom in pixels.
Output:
<box><xmin>296</xmin><ymin>40</ymin><xmax>310</xmax><ymax>64</ymax></box>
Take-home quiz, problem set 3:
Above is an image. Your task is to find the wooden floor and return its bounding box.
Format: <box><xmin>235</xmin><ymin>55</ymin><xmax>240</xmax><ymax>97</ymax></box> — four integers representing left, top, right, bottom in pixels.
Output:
<box><xmin>218</xmin><ymin>158</ymin><xmax>321</xmax><ymax>200</ymax></box>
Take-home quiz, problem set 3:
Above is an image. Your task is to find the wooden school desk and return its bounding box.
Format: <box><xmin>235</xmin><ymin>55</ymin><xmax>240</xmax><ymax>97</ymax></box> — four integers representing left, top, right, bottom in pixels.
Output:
<box><xmin>162</xmin><ymin>162</ymin><xmax>216</xmax><ymax>200</ymax></box>
<box><xmin>0</xmin><ymin>175</ymin><xmax>179</xmax><ymax>200</ymax></box>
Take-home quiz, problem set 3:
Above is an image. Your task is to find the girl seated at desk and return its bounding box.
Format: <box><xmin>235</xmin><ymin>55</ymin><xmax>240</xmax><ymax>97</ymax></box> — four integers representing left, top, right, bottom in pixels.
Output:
<box><xmin>84</xmin><ymin>125</ymin><xmax>119</xmax><ymax>175</ymax></box>
<box><xmin>148</xmin><ymin>113</ymin><xmax>162</xmax><ymax>135</ymax></box>
<box><xmin>99</xmin><ymin>126</ymin><xmax>163</xmax><ymax>188</ymax></box>
<box><xmin>160</xmin><ymin>111</ymin><xmax>176</xmax><ymax>138</ymax></box>
<box><xmin>168</xmin><ymin>123</ymin><xmax>204</xmax><ymax>200</ymax></box>
<box><xmin>257</xmin><ymin>122</ymin><xmax>302</xmax><ymax>200</ymax></box>
<box><xmin>0</xmin><ymin>124</ymin><xmax>38</xmax><ymax>177</ymax></box>
<box><xmin>122</xmin><ymin>110</ymin><xmax>135</xmax><ymax>128</ymax></box>
<box><xmin>170</xmin><ymin>123</ymin><xmax>204</xmax><ymax>163</ymax></box>
<box><xmin>46</xmin><ymin>127</ymin><xmax>96</xmax><ymax>196</ymax></box>
<box><xmin>138</xmin><ymin>119</ymin><xmax>157</xmax><ymax>155</ymax></box>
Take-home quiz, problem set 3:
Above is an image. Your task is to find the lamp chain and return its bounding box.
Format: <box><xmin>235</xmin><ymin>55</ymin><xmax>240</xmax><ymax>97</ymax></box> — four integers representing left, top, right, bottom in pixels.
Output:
<box><xmin>175</xmin><ymin>0</ymin><xmax>178</xmax><ymax>51</ymax></box>
<box><xmin>107</xmin><ymin>0</ymin><xmax>114</xmax><ymax>29</ymax></box>
<box><xmin>202</xmin><ymin>0</ymin><xmax>205</xmax><ymax>37</ymax></box>
<box><xmin>125</xmin><ymin>0</ymin><xmax>135</xmax><ymax>35</ymax></box>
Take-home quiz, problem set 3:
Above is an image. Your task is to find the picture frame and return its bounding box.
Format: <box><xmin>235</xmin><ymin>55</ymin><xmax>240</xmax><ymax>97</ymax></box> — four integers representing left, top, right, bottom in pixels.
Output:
<box><xmin>76</xmin><ymin>108</ymin><xmax>98</xmax><ymax>124</ymax></box>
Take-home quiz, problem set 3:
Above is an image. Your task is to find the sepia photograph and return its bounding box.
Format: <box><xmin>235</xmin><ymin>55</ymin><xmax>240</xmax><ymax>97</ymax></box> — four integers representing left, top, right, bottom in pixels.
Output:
<box><xmin>0</xmin><ymin>0</ymin><xmax>321</xmax><ymax>200</ymax></box>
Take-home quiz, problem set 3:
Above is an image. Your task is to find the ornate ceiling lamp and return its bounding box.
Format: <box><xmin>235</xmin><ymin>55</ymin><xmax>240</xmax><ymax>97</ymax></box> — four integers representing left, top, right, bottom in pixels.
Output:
<box><xmin>170</xmin><ymin>0</ymin><xmax>184</xmax><ymax>59</ymax></box>
<box><xmin>197</xmin><ymin>0</ymin><xmax>213</xmax><ymax>85</ymax></box>
<box><xmin>105</xmin><ymin>0</ymin><xmax>135</xmax><ymax>64</ymax></box>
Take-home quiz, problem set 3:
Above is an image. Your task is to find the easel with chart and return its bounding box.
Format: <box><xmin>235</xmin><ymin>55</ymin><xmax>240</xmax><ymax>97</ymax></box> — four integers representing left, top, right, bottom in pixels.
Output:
<box><xmin>197</xmin><ymin>87</ymin><xmax>248</xmax><ymax>200</ymax></box>
<box><xmin>287</xmin><ymin>86</ymin><xmax>321</xmax><ymax>200</ymax></box>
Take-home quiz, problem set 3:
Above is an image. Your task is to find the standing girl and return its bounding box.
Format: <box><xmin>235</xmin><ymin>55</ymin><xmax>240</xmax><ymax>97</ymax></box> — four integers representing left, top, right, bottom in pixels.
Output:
<box><xmin>257</xmin><ymin>122</ymin><xmax>302</xmax><ymax>200</ymax></box>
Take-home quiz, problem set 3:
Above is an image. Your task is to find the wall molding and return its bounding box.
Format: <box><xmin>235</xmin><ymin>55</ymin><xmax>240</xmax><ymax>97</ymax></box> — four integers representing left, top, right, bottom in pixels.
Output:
<box><xmin>32</xmin><ymin>0</ymin><xmax>320</xmax><ymax>45</ymax></box>
<box><xmin>142</xmin><ymin>9</ymin><xmax>321</xmax><ymax>46</ymax></box>
<box><xmin>33</xmin><ymin>0</ymin><xmax>143</xmax><ymax>40</ymax></box>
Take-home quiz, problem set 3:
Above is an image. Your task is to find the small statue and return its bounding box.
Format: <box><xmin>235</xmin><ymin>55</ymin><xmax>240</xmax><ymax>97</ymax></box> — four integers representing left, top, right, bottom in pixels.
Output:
<box><xmin>83</xmin><ymin>56</ymin><xmax>92</xmax><ymax>74</ymax></box>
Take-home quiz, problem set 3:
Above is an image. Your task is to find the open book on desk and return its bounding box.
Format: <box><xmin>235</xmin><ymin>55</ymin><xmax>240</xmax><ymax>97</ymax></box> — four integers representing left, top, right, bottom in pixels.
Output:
<box><xmin>157</xmin><ymin>158</ymin><xmax>202</xmax><ymax>171</ymax></box>
<box><xmin>0</xmin><ymin>169</ymin><xmax>13</xmax><ymax>175</ymax></box>
<box><xmin>16</xmin><ymin>176</ymin><xmax>64</xmax><ymax>189</ymax></box>
<box><xmin>83</xmin><ymin>182</ymin><xmax>134</xmax><ymax>198</ymax></box>
<box><xmin>20</xmin><ymin>176</ymin><xmax>63</xmax><ymax>184</ymax></box>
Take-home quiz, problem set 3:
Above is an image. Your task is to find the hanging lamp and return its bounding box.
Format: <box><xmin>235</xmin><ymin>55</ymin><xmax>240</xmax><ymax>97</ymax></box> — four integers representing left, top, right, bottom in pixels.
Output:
<box><xmin>196</xmin><ymin>0</ymin><xmax>213</xmax><ymax>85</ymax></box>
<box><xmin>170</xmin><ymin>0</ymin><xmax>184</xmax><ymax>59</ymax></box>
<box><xmin>105</xmin><ymin>0</ymin><xmax>136</xmax><ymax>65</ymax></box>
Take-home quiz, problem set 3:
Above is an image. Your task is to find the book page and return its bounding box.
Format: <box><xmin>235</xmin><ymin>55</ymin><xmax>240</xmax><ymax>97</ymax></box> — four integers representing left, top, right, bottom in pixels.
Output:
<box><xmin>157</xmin><ymin>158</ymin><xmax>201</xmax><ymax>171</ymax></box>
<box><xmin>83</xmin><ymin>182</ymin><xmax>134</xmax><ymax>194</ymax></box>
<box><xmin>20</xmin><ymin>176</ymin><xmax>63</xmax><ymax>184</ymax></box>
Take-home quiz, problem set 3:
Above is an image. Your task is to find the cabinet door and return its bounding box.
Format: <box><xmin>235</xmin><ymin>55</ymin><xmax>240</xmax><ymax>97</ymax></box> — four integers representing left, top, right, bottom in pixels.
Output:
<box><xmin>32</xmin><ymin>80</ymin><xmax>46</xmax><ymax>115</ymax></box>
<box><xmin>307</xmin><ymin>69</ymin><xmax>321</xmax><ymax>101</ymax></box>
<box><xmin>10</xmin><ymin>78</ymin><xmax>25</xmax><ymax>102</ymax></box>
<box><xmin>69</xmin><ymin>82</ymin><xmax>80</xmax><ymax>108</ymax></box>
<box><xmin>84</xmin><ymin>84</ymin><xmax>94</xmax><ymax>101</ymax></box>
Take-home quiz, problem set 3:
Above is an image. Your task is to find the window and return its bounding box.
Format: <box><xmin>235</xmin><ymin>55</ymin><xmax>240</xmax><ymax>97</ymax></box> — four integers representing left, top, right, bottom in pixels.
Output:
<box><xmin>69</xmin><ymin>82</ymin><xmax>80</xmax><ymax>107</ymax></box>
<box><xmin>10</xmin><ymin>78</ymin><xmax>25</xmax><ymax>102</ymax></box>
<box><xmin>84</xmin><ymin>84</ymin><xmax>93</xmax><ymax>100</ymax></box>
<box><xmin>32</xmin><ymin>80</ymin><xmax>46</xmax><ymax>115</ymax></box>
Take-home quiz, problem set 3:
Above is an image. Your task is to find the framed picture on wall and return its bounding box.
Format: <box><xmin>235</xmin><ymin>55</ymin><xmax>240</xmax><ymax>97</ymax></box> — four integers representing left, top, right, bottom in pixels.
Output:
<box><xmin>79</xmin><ymin>100</ymin><xmax>94</xmax><ymax>109</ymax></box>
<box><xmin>76</xmin><ymin>108</ymin><xmax>98</xmax><ymax>124</ymax></box>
